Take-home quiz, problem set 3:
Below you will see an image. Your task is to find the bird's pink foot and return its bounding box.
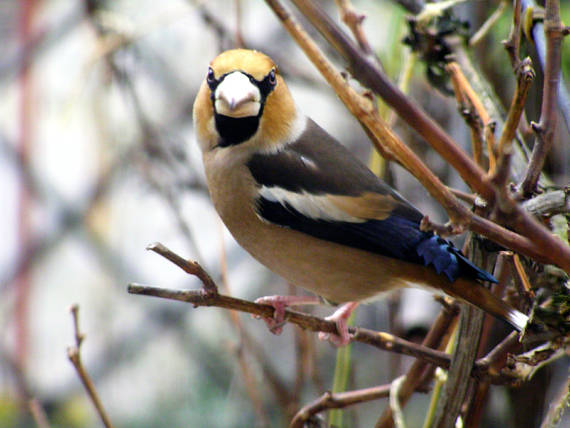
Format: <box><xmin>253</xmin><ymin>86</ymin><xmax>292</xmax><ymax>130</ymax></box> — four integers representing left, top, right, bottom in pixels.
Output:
<box><xmin>318</xmin><ymin>302</ymin><xmax>359</xmax><ymax>346</ymax></box>
<box><xmin>254</xmin><ymin>295</ymin><xmax>320</xmax><ymax>335</ymax></box>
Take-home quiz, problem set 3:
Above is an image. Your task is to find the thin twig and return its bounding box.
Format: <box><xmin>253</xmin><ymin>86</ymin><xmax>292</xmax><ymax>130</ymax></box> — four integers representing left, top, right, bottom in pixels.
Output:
<box><xmin>334</xmin><ymin>0</ymin><xmax>373</xmax><ymax>57</ymax></box>
<box><xmin>521</xmin><ymin>0</ymin><xmax>570</xmax><ymax>134</ymax></box>
<box><xmin>503</xmin><ymin>0</ymin><xmax>523</xmax><ymax>69</ymax></box>
<box><xmin>520</xmin><ymin>0</ymin><xmax>564</xmax><ymax>196</ymax></box>
<box><xmin>509</xmin><ymin>254</ymin><xmax>535</xmax><ymax>311</ymax></box>
<box><xmin>234</xmin><ymin>0</ymin><xmax>245</xmax><ymax>48</ymax></box>
<box><xmin>489</xmin><ymin>58</ymin><xmax>535</xmax><ymax>188</ymax></box>
<box><xmin>446</xmin><ymin>62</ymin><xmax>490</xmax><ymax>167</ymax></box>
<box><xmin>471</xmin><ymin>332</ymin><xmax>520</xmax><ymax>380</ymax></box>
<box><xmin>67</xmin><ymin>305</ymin><xmax>116</xmax><ymax>428</ymax></box>
<box><xmin>483</xmin><ymin>121</ymin><xmax>497</xmax><ymax>173</ymax></box>
<box><xmin>448</xmin><ymin>187</ymin><xmax>477</xmax><ymax>205</ymax></box>
<box><xmin>129</xmin><ymin>282</ymin><xmax>451</xmax><ymax>368</ymax></box>
<box><xmin>146</xmin><ymin>242</ymin><xmax>218</xmax><ymax>295</ymax></box>
<box><xmin>420</xmin><ymin>215</ymin><xmax>464</xmax><ymax>237</ymax></box>
<box><xmin>28</xmin><ymin>398</ymin><xmax>50</xmax><ymax>428</ymax></box>
<box><xmin>470</xmin><ymin>1</ymin><xmax>508</xmax><ymax>47</ymax></box>
<box><xmin>290</xmin><ymin>384</ymin><xmax>393</xmax><ymax>427</ymax></box>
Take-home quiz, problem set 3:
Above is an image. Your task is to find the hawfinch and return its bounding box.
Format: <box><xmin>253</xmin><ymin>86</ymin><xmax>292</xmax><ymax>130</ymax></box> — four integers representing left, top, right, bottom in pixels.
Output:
<box><xmin>192</xmin><ymin>49</ymin><xmax>527</xmax><ymax>343</ymax></box>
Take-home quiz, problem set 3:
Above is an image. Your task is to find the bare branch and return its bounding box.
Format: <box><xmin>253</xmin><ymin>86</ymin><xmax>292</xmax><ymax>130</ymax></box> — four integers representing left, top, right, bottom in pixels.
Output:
<box><xmin>290</xmin><ymin>384</ymin><xmax>393</xmax><ymax>427</ymax></box>
<box><xmin>520</xmin><ymin>0</ymin><xmax>564</xmax><ymax>196</ymax></box>
<box><xmin>470</xmin><ymin>1</ymin><xmax>508</xmax><ymax>47</ymax></box>
<box><xmin>67</xmin><ymin>305</ymin><xmax>115</xmax><ymax>428</ymax></box>
<box><xmin>28</xmin><ymin>398</ymin><xmax>50</xmax><ymax>428</ymax></box>
<box><xmin>503</xmin><ymin>0</ymin><xmax>523</xmax><ymax>69</ymax></box>
<box><xmin>128</xmin><ymin>282</ymin><xmax>451</xmax><ymax>368</ymax></box>
<box><xmin>488</xmin><ymin>58</ymin><xmax>535</xmax><ymax>198</ymax></box>
<box><xmin>334</xmin><ymin>0</ymin><xmax>373</xmax><ymax>57</ymax></box>
<box><xmin>146</xmin><ymin>242</ymin><xmax>218</xmax><ymax>295</ymax></box>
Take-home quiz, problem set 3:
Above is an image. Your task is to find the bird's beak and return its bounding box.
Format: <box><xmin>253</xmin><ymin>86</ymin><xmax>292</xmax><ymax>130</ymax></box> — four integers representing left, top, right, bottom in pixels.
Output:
<box><xmin>214</xmin><ymin>71</ymin><xmax>261</xmax><ymax>118</ymax></box>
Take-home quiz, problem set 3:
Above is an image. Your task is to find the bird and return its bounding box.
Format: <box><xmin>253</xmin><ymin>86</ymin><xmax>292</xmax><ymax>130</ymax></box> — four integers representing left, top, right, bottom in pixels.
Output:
<box><xmin>192</xmin><ymin>48</ymin><xmax>528</xmax><ymax>345</ymax></box>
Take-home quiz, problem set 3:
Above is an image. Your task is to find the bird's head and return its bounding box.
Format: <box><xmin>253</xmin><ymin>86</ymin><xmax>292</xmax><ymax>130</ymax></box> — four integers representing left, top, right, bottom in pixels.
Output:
<box><xmin>193</xmin><ymin>49</ymin><xmax>302</xmax><ymax>152</ymax></box>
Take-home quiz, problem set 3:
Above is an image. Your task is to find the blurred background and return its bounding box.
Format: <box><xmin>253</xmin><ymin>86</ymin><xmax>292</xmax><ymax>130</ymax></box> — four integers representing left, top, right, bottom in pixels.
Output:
<box><xmin>1</xmin><ymin>0</ymin><xmax>568</xmax><ymax>427</ymax></box>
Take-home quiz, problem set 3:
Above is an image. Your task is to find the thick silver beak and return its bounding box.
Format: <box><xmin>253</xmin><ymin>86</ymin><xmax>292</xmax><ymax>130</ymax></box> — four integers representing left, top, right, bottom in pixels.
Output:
<box><xmin>215</xmin><ymin>72</ymin><xmax>261</xmax><ymax>118</ymax></box>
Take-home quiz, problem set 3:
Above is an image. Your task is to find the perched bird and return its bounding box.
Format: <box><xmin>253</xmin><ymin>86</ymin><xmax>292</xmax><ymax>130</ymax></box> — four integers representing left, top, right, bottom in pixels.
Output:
<box><xmin>193</xmin><ymin>49</ymin><xmax>528</xmax><ymax>344</ymax></box>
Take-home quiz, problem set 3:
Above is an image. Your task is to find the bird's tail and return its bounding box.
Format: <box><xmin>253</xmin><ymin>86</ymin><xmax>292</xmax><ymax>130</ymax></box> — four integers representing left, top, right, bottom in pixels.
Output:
<box><xmin>442</xmin><ymin>278</ymin><xmax>528</xmax><ymax>331</ymax></box>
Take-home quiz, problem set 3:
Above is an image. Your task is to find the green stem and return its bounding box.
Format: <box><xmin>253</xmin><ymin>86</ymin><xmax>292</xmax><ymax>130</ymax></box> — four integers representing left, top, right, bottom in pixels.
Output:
<box><xmin>329</xmin><ymin>311</ymin><xmax>356</xmax><ymax>427</ymax></box>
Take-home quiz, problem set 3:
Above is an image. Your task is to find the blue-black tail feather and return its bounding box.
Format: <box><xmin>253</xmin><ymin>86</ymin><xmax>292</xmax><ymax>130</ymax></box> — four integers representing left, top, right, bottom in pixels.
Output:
<box><xmin>416</xmin><ymin>235</ymin><xmax>497</xmax><ymax>283</ymax></box>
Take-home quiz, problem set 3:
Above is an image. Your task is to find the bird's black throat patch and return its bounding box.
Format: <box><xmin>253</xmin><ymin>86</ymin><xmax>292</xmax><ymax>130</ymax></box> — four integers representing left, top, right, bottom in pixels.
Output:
<box><xmin>214</xmin><ymin>113</ymin><xmax>261</xmax><ymax>147</ymax></box>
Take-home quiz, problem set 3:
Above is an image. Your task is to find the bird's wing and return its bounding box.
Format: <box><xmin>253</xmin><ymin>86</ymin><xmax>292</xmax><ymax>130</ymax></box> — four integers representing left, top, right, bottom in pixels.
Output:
<box><xmin>247</xmin><ymin>119</ymin><xmax>495</xmax><ymax>283</ymax></box>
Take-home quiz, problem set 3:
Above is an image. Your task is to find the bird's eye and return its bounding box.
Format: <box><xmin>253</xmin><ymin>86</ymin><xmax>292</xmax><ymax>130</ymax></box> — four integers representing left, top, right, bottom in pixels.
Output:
<box><xmin>207</xmin><ymin>67</ymin><xmax>215</xmax><ymax>83</ymax></box>
<box><xmin>268</xmin><ymin>69</ymin><xmax>276</xmax><ymax>85</ymax></box>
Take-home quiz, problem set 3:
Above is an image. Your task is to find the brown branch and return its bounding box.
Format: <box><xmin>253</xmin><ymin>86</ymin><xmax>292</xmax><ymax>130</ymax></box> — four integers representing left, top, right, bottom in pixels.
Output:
<box><xmin>520</xmin><ymin>0</ymin><xmax>564</xmax><ymax>196</ymax></box>
<box><xmin>234</xmin><ymin>0</ymin><xmax>245</xmax><ymax>48</ymax></box>
<box><xmin>128</xmin><ymin>282</ymin><xmax>451</xmax><ymax>368</ymax></box>
<box><xmin>447</xmin><ymin>62</ymin><xmax>487</xmax><ymax>167</ymax></box>
<box><xmin>510</xmin><ymin>253</ymin><xmax>535</xmax><ymax>311</ymax></box>
<box><xmin>28</xmin><ymin>398</ymin><xmax>50</xmax><ymax>428</ymax></box>
<box><xmin>489</xmin><ymin>58</ymin><xmax>535</xmax><ymax>191</ymax></box>
<box><xmin>290</xmin><ymin>384</ymin><xmax>393</xmax><ymax>427</ymax></box>
<box><xmin>484</xmin><ymin>121</ymin><xmax>498</xmax><ymax>173</ymax></box>
<box><xmin>334</xmin><ymin>0</ymin><xmax>373</xmax><ymax>57</ymax></box>
<box><xmin>447</xmin><ymin>62</ymin><xmax>492</xmax><ymax>126</ymax></box>
<box><xmin>146</xmin><ymin>242</ymin><xmax>218</xmax><ymax>295</ymax></box>
<box><xmin>129</xmin><ymin>242</ymin><xmax>555</xmax><ymax>428</ymax></box>
<box><xmin>448</xmin><ymin>187</ymin><xmax>477</xmax><ymax>205</ymax></box>
<box><xmin>67</xmin><ymin>305</ymin><xmax>115</xmax><ymax>428</ymax></box>
<box><xmin>503</xmin><ymin>0</ymin><xmax>523</xmax><ymax>69</ymax></box>
<box><xmin>472</xmin><ymin>332</ymin><xmax>520</xmax><ymax>380</ymax></box>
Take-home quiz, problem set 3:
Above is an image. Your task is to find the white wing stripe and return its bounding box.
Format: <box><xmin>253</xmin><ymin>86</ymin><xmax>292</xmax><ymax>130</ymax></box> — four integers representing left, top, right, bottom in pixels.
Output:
<box><xmin>258</xmin><ymin>186</ymin><xmax>364</xmax><ymax>223</ymax></box>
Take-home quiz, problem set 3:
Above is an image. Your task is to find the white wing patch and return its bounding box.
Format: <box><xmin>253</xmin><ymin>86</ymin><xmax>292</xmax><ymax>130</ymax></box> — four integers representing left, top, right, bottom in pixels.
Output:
<box><xmin>258</xmin><ymin>186</ymin><xmax>365</xmax><ymax>223</ymax></box>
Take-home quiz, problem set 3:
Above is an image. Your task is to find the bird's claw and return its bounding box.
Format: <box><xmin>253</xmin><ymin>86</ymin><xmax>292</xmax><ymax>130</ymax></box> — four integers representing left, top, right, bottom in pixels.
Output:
<box><xmin>253</xmin><ymin>295</ymin><xmax>321</xmax><ymax>335</ymax></box>
<box><xmin>318</xmin><ymin>302</ymin><xmax>359</xmax><ymax>347</ymax></box>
